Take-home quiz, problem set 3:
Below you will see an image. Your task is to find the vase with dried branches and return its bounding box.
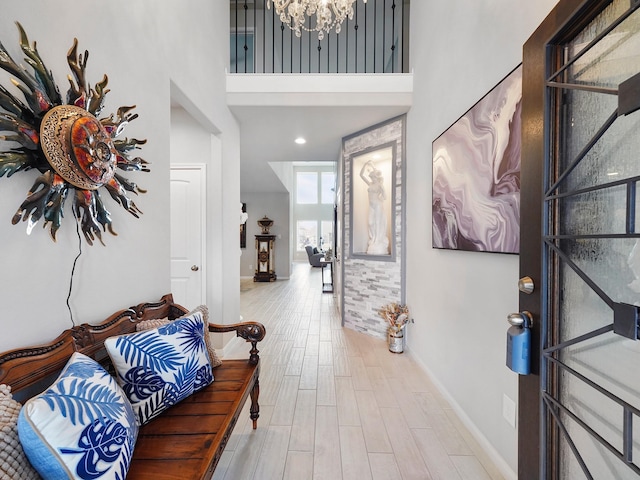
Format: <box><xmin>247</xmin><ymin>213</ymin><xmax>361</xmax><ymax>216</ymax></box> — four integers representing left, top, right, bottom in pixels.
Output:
<box><xmin>378</xmin><ymin>303</ymin><xmax>413</xmax><ymax>353</ymax></box>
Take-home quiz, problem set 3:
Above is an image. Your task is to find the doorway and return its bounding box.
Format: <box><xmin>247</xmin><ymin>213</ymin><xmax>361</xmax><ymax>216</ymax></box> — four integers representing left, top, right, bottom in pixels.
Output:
<box><xmin>521</xmin><ymin>0</ymin><xmax>640</xmax><ymax>477</ymax></box>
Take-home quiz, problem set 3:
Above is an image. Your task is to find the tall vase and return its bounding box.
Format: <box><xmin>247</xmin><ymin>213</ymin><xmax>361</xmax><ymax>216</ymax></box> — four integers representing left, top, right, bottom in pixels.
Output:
<box><xmin>387</xmin><ymin>326</ymin><xmax>404</xmax><ymax>353</ymax></box>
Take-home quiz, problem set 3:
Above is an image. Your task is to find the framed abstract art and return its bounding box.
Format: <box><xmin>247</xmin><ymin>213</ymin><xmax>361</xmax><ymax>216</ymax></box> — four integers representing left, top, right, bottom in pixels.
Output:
<box><xmin>432</xmin><ymin>64</ymin><xmax>522</xmax><ymax>254</ymax></box>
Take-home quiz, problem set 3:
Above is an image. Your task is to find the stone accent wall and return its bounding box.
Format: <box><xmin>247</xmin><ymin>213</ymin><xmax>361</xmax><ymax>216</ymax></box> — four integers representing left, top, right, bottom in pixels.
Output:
<box><xmin>342</xmin><ymin>115</ymin><xmax>405</xmax><ymax>340</ymax></box>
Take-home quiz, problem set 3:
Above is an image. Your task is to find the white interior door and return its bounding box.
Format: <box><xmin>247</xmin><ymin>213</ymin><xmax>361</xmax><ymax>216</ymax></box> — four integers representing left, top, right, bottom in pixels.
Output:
<box><xmin>170</xmin><ymin>165</ymin><xmax>206</xmax><ymax>309</ymax></box>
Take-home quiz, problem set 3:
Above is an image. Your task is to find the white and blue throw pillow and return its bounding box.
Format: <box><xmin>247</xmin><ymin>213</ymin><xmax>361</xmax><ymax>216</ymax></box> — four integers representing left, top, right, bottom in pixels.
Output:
<box><xmin>104</xmin><ymin>310</ymin><xmax>214</xmax><ymax>426</ymax></box>
<box><xmin>18</xmin><ymin>352</ymin><xmax>138</xmax><ymax>480</ymax></box>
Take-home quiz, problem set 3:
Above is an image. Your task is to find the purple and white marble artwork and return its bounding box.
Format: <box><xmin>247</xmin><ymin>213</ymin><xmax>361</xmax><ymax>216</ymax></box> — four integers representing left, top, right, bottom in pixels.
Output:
<box><xmin>432</xmin><ymin>65</ymin><xmax>522</xmax><ymax>254</ymax></box>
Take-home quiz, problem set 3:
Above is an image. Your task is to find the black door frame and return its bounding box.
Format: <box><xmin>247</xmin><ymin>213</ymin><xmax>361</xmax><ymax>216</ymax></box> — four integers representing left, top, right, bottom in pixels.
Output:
<box><xmin>520</xmin><ymin>0</ymin><xmax>613</xmax><ymax>478</ymax></box>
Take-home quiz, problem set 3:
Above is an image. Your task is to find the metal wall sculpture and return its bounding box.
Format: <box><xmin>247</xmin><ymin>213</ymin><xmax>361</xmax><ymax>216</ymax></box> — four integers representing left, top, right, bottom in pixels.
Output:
<box><xmin>0</xmin><ymin>22</ymin><xmax>148</xmax><ymax>245</ymax></box>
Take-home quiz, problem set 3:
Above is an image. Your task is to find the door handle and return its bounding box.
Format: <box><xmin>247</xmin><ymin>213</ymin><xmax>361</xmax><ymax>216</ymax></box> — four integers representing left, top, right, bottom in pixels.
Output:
<box><xmin>507</xmin><ymin>311</ymin><xmax>533</xmax><ymax>328</ymax></box>
<box><xmin>191</xmin><ymin>265</ymin><xmax>199</xmax><ymax>271</ymax></box>
<box><xmin>518</xmin><ymin>276</ymin><xmax>534</xmax><ymax>294</ymax></box>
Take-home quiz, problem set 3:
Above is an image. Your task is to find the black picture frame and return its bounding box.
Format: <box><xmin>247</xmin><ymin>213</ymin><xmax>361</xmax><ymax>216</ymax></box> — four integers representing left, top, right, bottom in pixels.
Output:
<box><xmin>350</xmin><ymin>143</ymin><xmax>397</xmax><ymax>261</ymax></box>
<box><xmin>432</xmin><ymin>64</ymin><xmax>522</xmax><ymax>254</ymax></box>
<box><xmin>240</xmin><ymin>202</ymin><xmax>247</xmax><ymax>248</ymax></box>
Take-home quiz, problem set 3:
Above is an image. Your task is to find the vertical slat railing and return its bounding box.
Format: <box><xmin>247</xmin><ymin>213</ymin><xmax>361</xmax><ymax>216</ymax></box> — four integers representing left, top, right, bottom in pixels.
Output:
<box><xmin>230</xmin><ymin>0</ymin><xmax>410</xmax><ymax>74</ymax></box>
<box><xmin>382</xmin><ymin>0</ymin><xmax>386</xmax><ymax>72</ymax></box>
<box><xmin>234</xmin><ymin>0</ymin><xmax>238</xmax><ymax>73</ymax></box>
<box><xmin>244</xmin><ymin>0</ymin><xmax>248</xmax><ymax>73</ymax></box>
<box><xmin>354</xmin><ymin>1</ymin><xmax>359</xmax><ymax>72</ymax></box>
<box><xmin>391</xmin><ymin>0</ymin><xmax>396</xmax><ymax>72</ymax></box>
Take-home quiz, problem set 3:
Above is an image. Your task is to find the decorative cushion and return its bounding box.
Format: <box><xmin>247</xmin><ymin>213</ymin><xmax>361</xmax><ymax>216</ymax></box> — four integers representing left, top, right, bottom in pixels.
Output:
<box><xmin>105</xmin><ymin>309</ymin><xmax>214</xmax><ymax>426</ymax></box>
<box><xmin>17</xmin><ymin>353</ymin><xmax>137</xmax><ymax>480</ymax></box>
<box><xmin>189</xmin><ymin>306</ymin><xmax>223</xmax><ymax>368</ymax></box>
<box><xmin>0</xmin><ymin>384</ymin><xmax>40</xmax><ymax>480</ymax></box>
<box><xmin>136</xmin><ymin>307</ymin><xmax>222</xmax><ymax>368</ymax></box>
<box><xmin>135</xmin><ymin>318</ymin><xmax>171</xmax><ymax>332</ymax></box>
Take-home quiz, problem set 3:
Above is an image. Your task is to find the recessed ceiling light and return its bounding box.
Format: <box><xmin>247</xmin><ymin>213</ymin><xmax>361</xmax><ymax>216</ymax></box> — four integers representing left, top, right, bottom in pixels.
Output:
<box><xmin>295</xmin><ymin>137</ymin><xmax>306</xmax><ymax>145</ymax></box>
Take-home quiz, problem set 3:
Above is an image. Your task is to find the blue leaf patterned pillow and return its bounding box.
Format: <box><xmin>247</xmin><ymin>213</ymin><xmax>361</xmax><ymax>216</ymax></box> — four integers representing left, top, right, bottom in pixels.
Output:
<box><xmin>17</xmin><ymin>352</ymin><xmax>138</xmax><ymax>480</ymax></box>
<box><xmin>104</xmin><ymin>310</ymin><xmax>214</xmax><ymax>426</ymax></box>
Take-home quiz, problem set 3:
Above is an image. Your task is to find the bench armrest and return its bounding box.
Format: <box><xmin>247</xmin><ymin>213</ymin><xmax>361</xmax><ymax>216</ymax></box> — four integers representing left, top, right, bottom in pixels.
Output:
<box><xmin>208</xmin><ymin>321</ymin><xmax>266</xmax><ymax>365</ymax></box>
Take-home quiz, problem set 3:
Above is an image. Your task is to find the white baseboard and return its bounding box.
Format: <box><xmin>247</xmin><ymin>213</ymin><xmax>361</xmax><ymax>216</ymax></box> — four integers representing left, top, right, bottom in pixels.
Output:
<box><xmin>405</xmin><ymin>346</ymin><xmax>517</xmax><ymax>480</ymax></box>
<box><xmin>218</xmin><ymin>334</ymin><xmax>245</xmax><ymax>359</ymax></box>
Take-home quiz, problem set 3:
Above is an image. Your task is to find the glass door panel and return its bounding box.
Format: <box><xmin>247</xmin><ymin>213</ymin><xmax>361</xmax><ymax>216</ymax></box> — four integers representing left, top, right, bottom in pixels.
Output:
<box><xmin>544</xmin><ymin>1</ymin><xmax>640</xmax><ymax>477</ymax></box>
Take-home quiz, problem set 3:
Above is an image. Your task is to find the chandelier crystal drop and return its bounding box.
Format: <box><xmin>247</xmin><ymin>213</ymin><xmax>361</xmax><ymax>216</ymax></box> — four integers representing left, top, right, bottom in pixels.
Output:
<box><xmin>267</xmin><ymin>0</ymin><xmax>367</xmax><ymax>40</ymax></box>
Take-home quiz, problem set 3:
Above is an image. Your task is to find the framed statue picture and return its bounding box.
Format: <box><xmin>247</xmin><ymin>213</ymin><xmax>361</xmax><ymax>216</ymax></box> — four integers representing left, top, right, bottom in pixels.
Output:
<box><xmin>350</xmin><ymin>143</ymin><xmax>396</xmax><ymax>260</ymax></box>
<box><xmin>240</xmin><ymin>202</ymin><xmax>247</xmax><ymax>248</ymax></box>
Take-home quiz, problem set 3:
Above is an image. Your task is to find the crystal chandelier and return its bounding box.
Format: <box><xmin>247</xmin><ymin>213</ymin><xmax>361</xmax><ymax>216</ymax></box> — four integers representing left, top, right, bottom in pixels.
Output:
<box><xmin>267</xmin><ymin>0</ymin><xmax>367</xmax><ymax>40</ymax></box>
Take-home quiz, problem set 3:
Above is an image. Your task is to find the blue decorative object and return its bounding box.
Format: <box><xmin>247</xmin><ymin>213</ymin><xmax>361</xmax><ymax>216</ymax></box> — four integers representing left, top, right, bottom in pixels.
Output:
<box><xmin>105</xmin><ymin>311</ymin><xmax>214</xmax><ymax>425</ymax></box>
<box><xmin>18</xmin><ymin>352</ymin><xmax>138</xmax><ymax>480</ymax></box>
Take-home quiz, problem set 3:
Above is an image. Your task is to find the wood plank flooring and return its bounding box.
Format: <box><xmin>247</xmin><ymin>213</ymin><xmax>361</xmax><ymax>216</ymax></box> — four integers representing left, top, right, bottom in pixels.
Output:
<box><xmin>214</xmin><ymin>263</ymin><xmax>504</xmax><ymax>480</ymax></box>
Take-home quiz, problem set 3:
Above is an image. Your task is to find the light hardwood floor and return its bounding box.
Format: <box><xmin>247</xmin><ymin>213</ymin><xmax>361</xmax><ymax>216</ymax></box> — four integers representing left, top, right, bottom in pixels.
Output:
<box><xmin>213</xmin><ymin>263</ymin><xmax>505</xmax><ymax>480</ymax></box>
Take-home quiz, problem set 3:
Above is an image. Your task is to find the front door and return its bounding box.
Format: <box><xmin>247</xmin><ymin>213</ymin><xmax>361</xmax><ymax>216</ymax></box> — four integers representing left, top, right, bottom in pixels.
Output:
<box><xmin>522</xmin><ymin>0</ymin><xmax>640</xmax><ymax>478</ymax></box>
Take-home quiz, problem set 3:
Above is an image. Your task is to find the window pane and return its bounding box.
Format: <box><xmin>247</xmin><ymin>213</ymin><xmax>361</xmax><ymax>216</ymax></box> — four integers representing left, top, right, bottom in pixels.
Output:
<box><xmin>297</xmin><ymin>221</ymin><xmax>318</xmax><ymax>251</ymax></box>
<box><xmin>321</xmin><ymin>172</ymin><xmax>335</xmax><ymax>204</ymax></box>
<box><xmin>321</xmin><ymin>220</ymin><xmax>333</xmax><ymax>250</ymax></box>
<box><xmin>297</xmin><ymin>172</ymin><xmax>318</xmax><ymax>204</ymax></box>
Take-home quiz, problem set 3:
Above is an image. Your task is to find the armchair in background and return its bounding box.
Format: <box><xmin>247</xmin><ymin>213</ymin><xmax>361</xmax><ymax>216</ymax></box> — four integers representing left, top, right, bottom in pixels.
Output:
<box><xmin>305</xmin><ymin>245</ymin><xmax>325</xmax><ymax>267</ymax></box>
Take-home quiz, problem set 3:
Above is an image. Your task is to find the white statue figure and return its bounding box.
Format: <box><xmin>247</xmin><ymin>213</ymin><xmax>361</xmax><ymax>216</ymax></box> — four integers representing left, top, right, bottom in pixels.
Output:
<box><xmin>239</xmin><ymin>202</ymin><xmax>248</xmax><ymax>225</ymax></box>
<box><xmin>360</xmin><ymin>160</ymin><xmax>390</xmax><ymax>255</ymax></box>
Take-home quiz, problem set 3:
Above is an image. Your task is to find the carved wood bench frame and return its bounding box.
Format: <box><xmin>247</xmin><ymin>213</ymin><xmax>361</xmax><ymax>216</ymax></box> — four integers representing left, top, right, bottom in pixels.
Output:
<box><xmin>0</xmin><ymin>294</ymin><xmax>266</xmax><ymax>479</ymax></box>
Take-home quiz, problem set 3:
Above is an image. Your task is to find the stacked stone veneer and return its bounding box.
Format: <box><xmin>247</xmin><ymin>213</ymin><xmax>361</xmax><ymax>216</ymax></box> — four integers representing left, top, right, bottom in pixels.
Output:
<box><xmin>342</xmin><ymin>115</ymin><xmax>405</xmax><ymax>340</ymax></box>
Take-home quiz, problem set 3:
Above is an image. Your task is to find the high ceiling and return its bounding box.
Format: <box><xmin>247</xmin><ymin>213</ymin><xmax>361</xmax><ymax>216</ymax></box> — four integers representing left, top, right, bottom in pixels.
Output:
<box><xmin>230</xmin><ymin>104</ymin><xmax>411</xmax><ymax>193</ymax></box>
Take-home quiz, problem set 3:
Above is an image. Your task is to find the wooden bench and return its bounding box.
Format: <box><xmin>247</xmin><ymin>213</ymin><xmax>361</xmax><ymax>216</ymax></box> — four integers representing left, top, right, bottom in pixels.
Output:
<box><xmin>0</xmin><ymin>294</ymin><xmax>266</xmax><ymax>480</ymax></box>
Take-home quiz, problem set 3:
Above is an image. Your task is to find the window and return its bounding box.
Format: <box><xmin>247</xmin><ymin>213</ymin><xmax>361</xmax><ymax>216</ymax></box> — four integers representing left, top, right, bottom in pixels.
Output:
<box><xmin>321</xmin><ymin>172</ymin><xmax>335</xmax><ymax>204</ymax></box>
<box><xmin>297</xmin><ymin>171</ymin><xmax>334</xmax><ymax>205</ymax></box>
<box><xmin>294</xmin><ymin>166</ymin><xmax>335</xmax><ymax>257</ymax></box>
<box><xmin>297</xmin><ymin>221</ymin><xmax>317</xmax><ymax>251</ymax></box>
<box><xmin>321</xmin><ymin>220</ymin><xmax>334</xmax><ymax>250</ymax></box>
<box><xmin>296</xmin><ymin>172</ymin><xmax>318</xmax><ymax>204</ymax></box>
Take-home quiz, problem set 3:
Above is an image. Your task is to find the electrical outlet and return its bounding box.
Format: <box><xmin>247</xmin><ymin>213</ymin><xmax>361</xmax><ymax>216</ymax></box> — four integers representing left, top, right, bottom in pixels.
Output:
<box><xmin>503</xmin><ymin>394</ymin><xmax>516</xmax><ymax>428</ymax></box>
<box><xmin>249</xmin><ymin>264</ymin><xmax>253</xmax><ymax>271</ymax></box>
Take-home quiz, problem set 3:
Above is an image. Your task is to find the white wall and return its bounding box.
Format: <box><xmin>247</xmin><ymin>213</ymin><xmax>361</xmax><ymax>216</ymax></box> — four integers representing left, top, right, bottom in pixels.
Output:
<box><xmin>240</xmin><ymin>192</ymin><xmax>291</xmax><ymax>279</ymax></box>
<box><xmin>406</xmin><ymin>1</ymin><xmax>558</xmax><ymax>476</ymax></box>
<box><xmin>0</xmin><ymin>1</ymin><xmax>240</xmax><ymax>351</ymax></box>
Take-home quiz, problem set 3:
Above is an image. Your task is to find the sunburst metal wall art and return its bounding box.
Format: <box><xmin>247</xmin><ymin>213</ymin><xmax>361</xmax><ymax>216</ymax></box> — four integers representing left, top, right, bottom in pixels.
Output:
<box><xmin>0</xmin><ymin>22</ymin><xmax>148</xmax><ymax>246</ymax></box>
